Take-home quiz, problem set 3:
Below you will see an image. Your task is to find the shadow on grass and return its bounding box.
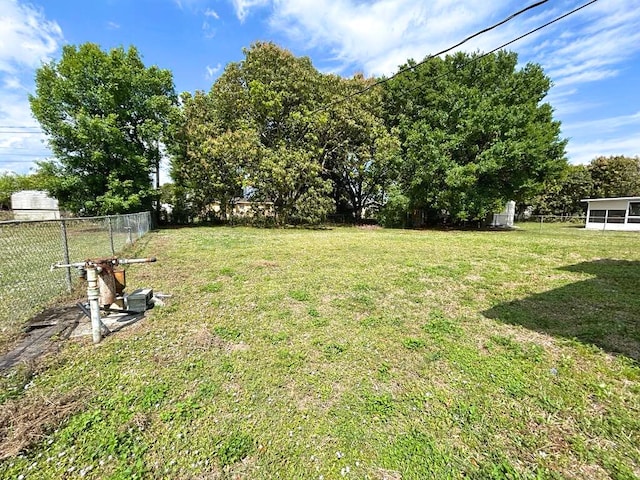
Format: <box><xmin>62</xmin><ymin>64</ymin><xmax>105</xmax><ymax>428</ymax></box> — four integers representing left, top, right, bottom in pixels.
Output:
<box><xmin>483</xmin><ymin>259</ymin><xmax>640</xmax><ymax>361</ymax></box>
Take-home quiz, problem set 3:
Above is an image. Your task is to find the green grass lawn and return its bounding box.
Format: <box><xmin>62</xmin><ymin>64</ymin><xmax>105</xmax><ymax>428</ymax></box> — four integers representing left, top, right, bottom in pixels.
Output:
<box><xmin>1</xmin><ymin>223</ymin><xmax>639</xmax><ymax>479</ymax></box>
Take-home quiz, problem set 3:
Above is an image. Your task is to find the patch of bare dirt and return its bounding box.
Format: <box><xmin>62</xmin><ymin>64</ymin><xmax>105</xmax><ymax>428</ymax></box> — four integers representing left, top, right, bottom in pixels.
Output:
<box><xmin>189</xmin><ymin>326</ymin><xmax>249</xmax><ymax>354</ymax></box>
<box><xmin>373</xmin><ymin>468</ymin><xmax>402</xmax><ymax>479</ymax></box>
<box><xmin>253</xmin><ymin>260</ymin><xmax>279</xmax><ymax>268</ymax></box>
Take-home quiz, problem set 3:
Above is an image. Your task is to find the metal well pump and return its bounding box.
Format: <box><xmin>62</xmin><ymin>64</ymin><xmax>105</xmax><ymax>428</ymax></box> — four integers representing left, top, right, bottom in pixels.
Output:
<box><xmin>51</xmin><ymin>257</ymin><xmax>156</xmax><ymax>343</ymax></box>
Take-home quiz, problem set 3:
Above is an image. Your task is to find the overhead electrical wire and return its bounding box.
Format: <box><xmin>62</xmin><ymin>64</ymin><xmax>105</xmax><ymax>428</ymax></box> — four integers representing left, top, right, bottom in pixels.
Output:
<box><xmin>0</xmin><ymin>152</ymin><xmax>52</xmax><ymax>157</ymax></box>
<box><xmin>0</xmin><ymin>131</ymin><xmax>43</xmax><ymax>134</ymax></box>
<box><xmin>312</xmin><ymin>0</ymin><xmax>598</xmax><ymax>114</ymax></box>
<box><xmin>395</xmin><ymin>0</ymin><xmax>600</xmax><ymax>100</ymax></box>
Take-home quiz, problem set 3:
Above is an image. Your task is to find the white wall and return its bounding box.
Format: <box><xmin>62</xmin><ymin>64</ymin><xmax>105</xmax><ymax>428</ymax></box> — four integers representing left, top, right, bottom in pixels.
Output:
<box><xmin>11</xmin><ymin>190</ymin><xmax>60</xmax><ymax>221</ymax></box>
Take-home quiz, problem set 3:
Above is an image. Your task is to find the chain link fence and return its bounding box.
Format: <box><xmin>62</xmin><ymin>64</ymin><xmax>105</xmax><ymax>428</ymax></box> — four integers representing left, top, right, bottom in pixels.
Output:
<box><xmin>0</xmin><ymin>212</ymin><xmax>152</xmax><ymax>340</ymax></box>
<box><xmin>515</xmin><ymin>215</ymin><xmax>586</xmax><ymax>230</ymax></box>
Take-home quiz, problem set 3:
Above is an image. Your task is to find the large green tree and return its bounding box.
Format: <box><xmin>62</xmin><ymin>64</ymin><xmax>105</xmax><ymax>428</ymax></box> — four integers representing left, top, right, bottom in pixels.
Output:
<box><xmin>171</xmin><ymin>42</ymin><xmax>334</xmax><ymax>225</ymax></box>
<box><xmin>30</xmin><ymin>43</ymin><xmax>177</xmax><ymax>216</ymax></box>
<box><xmin>384</xmin><ymin>51</ymin><xmax>567</xmax><ymax>224</ymax></box>
<box><xmin>168</xmin><ymin>91</ymin><xmax>257</xmax><ymax>221</ymax></box>
<box><xmin>531</xmin><ymin>164</ymin><xmax>593</xmax><ymax>216</ymax></box>
<box><xmin>321</xmin><ymin>75</ymin><xmax>401</xmax><ymax>222</ymax></box>
<box><xmin>588</xmin><ymin>155</ymin><xmax>640</xmax><ymax>198</ymax></box>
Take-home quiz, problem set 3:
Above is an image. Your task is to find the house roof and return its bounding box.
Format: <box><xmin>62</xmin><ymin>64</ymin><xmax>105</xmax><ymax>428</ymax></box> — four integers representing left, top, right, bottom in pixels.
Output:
<box><xmin>581</xmin><ymin>196</ymin><xmax>640</xmax><ymax>203</ymax></box>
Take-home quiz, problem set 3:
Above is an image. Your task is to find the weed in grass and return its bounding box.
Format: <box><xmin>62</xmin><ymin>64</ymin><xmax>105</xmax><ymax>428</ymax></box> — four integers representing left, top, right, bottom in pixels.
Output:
<box><xmin>195</xmin><ymin>382</ymin><xmax>220</xmax><ymax>400</ymax></box>
<box><xmin>403</xmin><ymin>338</ymin><xmax>427</xmax><ymax>350</ymax></box>
<box><xmin>138</xmin><ymin>383</ymin><xmax>169</xmax><ymax>410</ymax></box>
<box><xmin>377</xmin><ymin>362</ymin><xmax>391</xmax><ymax>380</ymax></box>
<box><xmin>488</xmin><ymin>335</ymin><xmax>546</xmax><ymax>363</ymax></box>
<box><xmin>322</xmin><ymin>343</ymin><xmax>348</xmax><ymax>359</ymax></box>
<box><xmin>360</xmin><ymin>315</ymin><xmax>382</xmax><ymax>327</ymax></box>
<box><xmin>219</xmin><ymin>267</ymin><xmax>235</xmax><ymax>277</ymax></box>
<box><xmin>307</xmin><ymin>307</ymin><xmax>320</xmax><ymax>317</ymax></box>
<box><xmin>200</xmin><ymin>282</ymin><xmax>223</xmax><ymax>293</ymax></box>
<box><xmin>160</xmin><ymin>397</ymin><xmax>201</xmax><ymax>422</ymax></box>
<box><xmin>218</xmin><ymin>358</ymin><xmax>235</xmax><ymax>374</ymax></box>
<box><xmin>265</xmin><ymin>331</ymin><xmax>289</xmax><ymax>344</ymax></box>
<box><xmin>363</xmin><ymin>392</ymin><xmax>395</xmax><ymax>418</ymax></box>
<box><xmin>351</xmin><ymin>282</ymin><xmax>372</xmax><ymax>292</ymax></box>
<box><xmin>422</xmin><ymin>311</ymin><xmax>461</xmax><ymax>338</ymax></box>
<box><xmin>289</xmin><ymin>290</ymin><xmax>310</xmax><ymax>302</ymax></box>
<box><xmin>311</xmin><ymin>317</ymin><xmax>329</xmax><ymax>328</ymax></box>
<box><xmin>276</xmin><ymin>348</ymin><xmax>307</xmax><ymax>370</ymax></box>
<box><xmin>212</xmin><ymin>326</ymin><xmax>241</xmax><ymax>341</ymax></box>
<box><xmin>216</xmin><ymin>431</ymin><xmax>255</xmax><ymax>467</ymax></box>
<box><xmin>381</xmin><ymin>428</ymin><xmax>457</xmax><ymax>478</ymax></box>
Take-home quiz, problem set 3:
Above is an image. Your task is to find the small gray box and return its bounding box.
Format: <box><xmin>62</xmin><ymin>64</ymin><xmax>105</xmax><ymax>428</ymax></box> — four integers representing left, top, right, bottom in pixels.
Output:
<box><xmin>125</xmin><ymin>288</ymin><xmax>153</xmax><ymax>312</ymax></box>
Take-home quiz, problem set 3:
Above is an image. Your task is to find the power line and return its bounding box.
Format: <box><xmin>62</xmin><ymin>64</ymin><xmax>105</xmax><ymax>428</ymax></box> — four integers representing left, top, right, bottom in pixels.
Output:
<box><xmin>0</xmin><ymin>131</ymin><xmax>44</xmax><ymax>134</ymax></box>
<box><xmin>313</xmin><ymin>0</ymin><xmax>598</xmax><ymax>114</ymax></box>
<box><xmin>0</xmin><ymin>146</ymin><xmax>47</xmax><ymax>150</ymax></box>
<box><xmin>0</xmin><ymin>153</ymin><xmax>52</xmax><ymax>157</ymax></box>
<box><xmin>0</xmin><ymin>160</ymin><xmax>42</xmax><ymax>164</ymax></box>
<box><xmin>399</xmin><ymin>0</ymin><xmax>599</xmax><ymax>99</ymax></box>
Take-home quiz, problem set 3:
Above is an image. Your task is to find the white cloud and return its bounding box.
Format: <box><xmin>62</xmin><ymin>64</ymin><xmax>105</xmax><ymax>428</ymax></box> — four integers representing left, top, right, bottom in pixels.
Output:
<box><xmin>205</xmin><ymin>63</ymin><xmax>222</xmax><ymax>80</ymax></box>
<box><xmin>232</xmin><ymin>0</ymin><xmax>270</xmax><ymax>22</ymax></box>
<box><xmin>226</xmin><ymin>0</ymin><xmax>640</xmax><ymax>93</ymax></box>
<box><xmin>0</xmin><ymin>0</ymin><xmax>63</xmax><ymax>73</ymax></box>
<box><xmin>204</xmin><ymin>8</ymin><xmax>220</xmax><ymax>19</ymax></box>
<box><xmin>107</xmin><ymin>21</ymin><xmax>120</xmax><ymax>30</ymax></box>
<box><xmin>231</xmin><ymin>0</ymin><xmax>556</xmax><ymax>74</ymax></box>
<box><xmin>530</xmin><ymin>0</ymin><xmax>640</xmax><ymax>90</ymax></box>
<box><xmin>0</xmin><ymin>0</ymin><xmax>62</xmax><ymax>174</ymax></box>
<box><xmin>564</xmin><ymin>112</ymin><xmax>640</xmax><ymax>134</ymax></box>
<box><xmin>566</xmin><ymin>135</ymin><xmax>640</xmax><ymax>165</ymax></box>
<box><xmin>202</xmin><ymin>20</ymin><xmax>216</xmax><ymax>38</ymax></box>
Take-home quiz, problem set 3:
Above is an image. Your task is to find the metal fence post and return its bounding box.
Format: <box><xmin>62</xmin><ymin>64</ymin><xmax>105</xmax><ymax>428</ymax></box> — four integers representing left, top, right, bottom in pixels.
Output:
<box><xmin>108</xmin><ymin>216</ymin><xmax>115</xmax><ymax>256</ymax></box>
<box><xmin>126</xmin><ymin>216</ymin><xmax>133</xmax><ymax>245</ymax></box>
<box><xmin>60</xmin><ymin>220</ymin><xmax>72</xmax><ymax>292</ymax></box>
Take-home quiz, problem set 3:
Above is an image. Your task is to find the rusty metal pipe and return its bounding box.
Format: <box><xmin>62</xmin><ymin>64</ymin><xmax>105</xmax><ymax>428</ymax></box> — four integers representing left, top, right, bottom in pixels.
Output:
<box><xmin>118</xmin><ymin>257</ymin><xmax>157</xmax><ymax>265</ymax></box>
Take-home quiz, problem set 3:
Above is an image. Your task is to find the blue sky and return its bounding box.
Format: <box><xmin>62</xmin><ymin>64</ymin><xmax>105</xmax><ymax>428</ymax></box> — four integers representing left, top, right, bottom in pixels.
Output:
<box><xmin>1</xmin><ymin>0</ymin><xmax>639</xmax><ymax>178</ymax></box>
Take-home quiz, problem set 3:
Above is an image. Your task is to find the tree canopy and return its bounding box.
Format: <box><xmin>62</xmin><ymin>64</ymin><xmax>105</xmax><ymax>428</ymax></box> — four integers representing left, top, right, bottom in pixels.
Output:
<box><xmin>383</xmin><ymin>51</ymin><xmax>567</xmax><ymax>224</ymax></box>
<box><xmin>30</xmin><ymin>43</ymin><xmax>177</xmax><ymax>215</ymax></box>
<box><xmin>530</xmin><ymin>164</ymin><xmax>593</xmax><ymax>216</ymax></box>
<box><xmin>528</xmin><ymin>156</ymin><xmax>640</xmax><ymax>216</ymax></box>
<box><xmin>170</xmin><ymin>42</ymin><xmax>397</xmax><ymax>225</ymax></box>
<box><xmin>588</xmin><ymin>155</ymin><xmax>640</xmax><ymax>198</ymax></box>
<box><xmin>28</xmin><ymin>41</ymin><xmax>584</xmax><ymax>225</ymax></box>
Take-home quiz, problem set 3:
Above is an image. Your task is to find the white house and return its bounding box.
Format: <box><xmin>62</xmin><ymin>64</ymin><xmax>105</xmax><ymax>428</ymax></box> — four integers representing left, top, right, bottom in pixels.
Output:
<box><xmin>582</xmin><ymin>196</ymin><xmax>640</xmax><ymax>231</ymax></box>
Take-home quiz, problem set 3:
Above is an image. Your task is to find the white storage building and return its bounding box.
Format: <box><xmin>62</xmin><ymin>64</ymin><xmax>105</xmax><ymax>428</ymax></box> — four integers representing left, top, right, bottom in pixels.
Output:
<box><xmin>582</xmin><ymin>196</ymin><xmax>640</xmax><ymax>231</ymax></box>
<box><xmin>11</xmin><ymin>190</ymin><xmax>61</xmax><ymax>221</ymax></box>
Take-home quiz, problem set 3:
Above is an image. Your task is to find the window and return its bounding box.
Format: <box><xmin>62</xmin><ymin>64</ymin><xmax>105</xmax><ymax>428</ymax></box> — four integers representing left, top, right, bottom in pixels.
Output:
<box><xmin>589</xmin><ymin>209</ymin><xmax>605</xmax><ymax>223</ymax></box>
<box><xmin>629</xmin><ymin>202</ymin><xmax>640</xmax><ymax>223</ymax></box>
<box><xmin>606</xmin><ymin>210</ymin><xmax>626</xmax><ymax>223</ymax></box>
